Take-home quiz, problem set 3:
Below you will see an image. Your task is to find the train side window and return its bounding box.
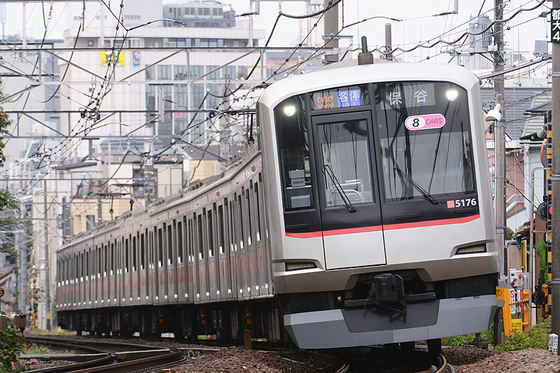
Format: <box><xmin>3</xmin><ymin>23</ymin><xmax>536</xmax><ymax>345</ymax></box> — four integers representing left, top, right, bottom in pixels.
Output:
<box><xmin>177</xmin><ymin>220</ymin><xmax>183</xmax><ymax>263</ymax></box>
<box><xmin>229</xmin><ymin>199</ymin><xmax>236</xmax><ymax>252</ymax></box>
<box><xmin>198</xmin><ymin>213</ymin><xmax>204</xmax><ymax>260</ymax></box>
<box><xmin>125</xmin><ymin>238</ymin><xmax>129</xmax><ymax>273</ymax></box>
<box><xmin>217</xmin><ymin>204</ymin><xmax>225</xmax><ymax>254</ymax></box>
<box><xmin>274</xmin><ymin>95</ymin><xmax>313</xmax><ymax>211</ymax></box>
<box><xmin>140</xmin><ymin>233</ymin><xmax>145</xmax><ymax>270</ymax></box>
<box><xmin>208</xmin><ymin>208</ymin><xmax>214</xmax><ymax>257</ymax></box>
<box><xmin>168</xmin><ymin>223</ymin><xmax>174</xmax><ymax>265</ymax></box>
<box><xmin>85</xmin><ymin>251</ymin><xmax>89</xmax><ymax>280</ymax></box>
<box><xmin>118</xmin><ymin>239</ymin><xmax>121</xmax><ymax>274</ymax></box>
<box><xmin>237</xmin><ymin>194</ymin><xmax>244</xmax><ymax>249</ymax></box>
<box><xmin>188</xmin><ymin>216</ymin><xmax>194</xmax><ymax>262</ymax></box>
<box><xmin>104</xmin><ymin>244</ymin><xmax>108</xmax><ymax>277</ymax></box>
<box><xmin>132</xmin><ymin>235</ymin><xmax>137</xmax><ymax>272</ymax></box>
<box><xmin>158</xmin><ymin>228</ymin><xmax>164</xmax><ymax>267</ymax></box>
<box><xmin>150</xmin><ymin>229</ymin><xmax>155</xmax><ymax>269</ymax></box>
<box><xmin>97</xmin><ymin>246</ymin><xmax>101</xmax><ymax>278</ymax></box>
<box><xmin>254</xmin><ymin>181</ymin><xmax>261</xmax><ymax>242</ymax></box>
<box><xmin>246</xmin><ymin>188</ymin><xmax>252</xmax><ymax>246</ymax></box>
<box><xmin>111</xmin><ymin>242</ymin><xmax>115</xmax><ymax>275</ymax></box>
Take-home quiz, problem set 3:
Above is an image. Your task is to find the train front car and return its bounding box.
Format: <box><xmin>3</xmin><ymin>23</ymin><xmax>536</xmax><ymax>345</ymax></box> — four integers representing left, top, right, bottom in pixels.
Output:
<box><xmin>258</xmin><ymin>62</ymin><xmax>499</xmax><ymax>349</ymax></box>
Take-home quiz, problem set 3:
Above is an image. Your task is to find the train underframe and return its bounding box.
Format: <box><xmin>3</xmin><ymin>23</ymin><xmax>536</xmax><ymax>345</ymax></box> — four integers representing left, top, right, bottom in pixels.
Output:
<box><xmin>58</xmin><ymin>270</ymin><xmax>498</xmax><ymax>350</ymax></box>
<box><xmin>58</xmin><ymin>299</ymin><xmax>288</xmax><ymax>345</ymax></box>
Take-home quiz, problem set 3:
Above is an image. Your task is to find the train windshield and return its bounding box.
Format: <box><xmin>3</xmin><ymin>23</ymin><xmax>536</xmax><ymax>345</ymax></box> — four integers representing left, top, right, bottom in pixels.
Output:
<box><xmin>376</xmin><ymin>81</ymin><xmax>475</xmax><ymax>202</ymax></box>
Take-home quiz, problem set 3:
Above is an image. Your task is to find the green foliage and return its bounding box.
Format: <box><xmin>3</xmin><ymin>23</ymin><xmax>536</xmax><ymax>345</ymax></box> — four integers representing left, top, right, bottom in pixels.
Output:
<box><xmin>0</xmin><ymin>312</ymin><xmax>25</xmax><ymax>372</ymax></box>
<box><xmin>441</xmin><ymin>326</ymin><xmax>494</xmax><ymax>346</ymax></box>
<box><xmin>0</xmin><ymin>98</ymin><xmax>10</xmax><ymax>165</ymax></box>
<box><xmin>535</xmin><ymin>238</ymin><xmax>548</xmax><ymax>279</ymax></box>
<box><xmin>506</xmin><ymin>227</ymin><xmax>514</xmax><ymax>240</ymax></box>
<box><xmin>495</xmin><ymin>318</ymin><xmax>551</xmax><ymax>351</ymax></box>
<box><xmin>22</xmin><ymin>344</ymin><xmax>53</xmax><ymax>355</ymax></box>
<box><xmin>442</xmin><ymin>318</ymin><xmax>552</xmax><ymax>352</ymax></box>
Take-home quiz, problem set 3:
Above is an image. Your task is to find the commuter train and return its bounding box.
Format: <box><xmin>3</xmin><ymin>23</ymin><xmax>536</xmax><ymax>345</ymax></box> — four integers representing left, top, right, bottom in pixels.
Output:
<box><xmin>57</xmin><ymin>58</ymin><xmax>499</xmax><ymax>350</ymax></box>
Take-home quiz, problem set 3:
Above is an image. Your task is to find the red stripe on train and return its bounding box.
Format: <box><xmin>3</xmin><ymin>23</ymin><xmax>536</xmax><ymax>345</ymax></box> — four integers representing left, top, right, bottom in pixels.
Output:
<box><xmin>285</xmin><ymin>214</ymin><xmax>481</xmax><ymax>239</ymax></box>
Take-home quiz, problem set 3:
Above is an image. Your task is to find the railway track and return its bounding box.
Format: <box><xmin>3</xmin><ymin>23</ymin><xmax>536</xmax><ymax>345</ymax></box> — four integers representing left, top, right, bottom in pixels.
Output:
<box><xmin>23</xmin><ymin>337</ymin><xmax>189</xmax><ymax>373</ymax></box>
<box><xmin>22</xmin><ymin>335</ymin><xmax>348</xmax><ymax>373</ymax></box>
<box><xmin>24</xmin><ymin>334</ymin><xmax>457</xmax><ymax>372</ymax></box>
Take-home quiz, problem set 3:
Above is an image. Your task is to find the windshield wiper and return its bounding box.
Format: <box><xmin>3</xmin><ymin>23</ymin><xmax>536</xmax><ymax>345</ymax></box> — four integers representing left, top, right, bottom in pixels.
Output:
<box><xmin>323</xmin><ymin>164</ymin><xmax>357</xmax><ymax>213</ymax></box>
<box><xmin>393</xmin><ymin>164</ymin><xmax>439</xmax><ymax>205</ymax></box>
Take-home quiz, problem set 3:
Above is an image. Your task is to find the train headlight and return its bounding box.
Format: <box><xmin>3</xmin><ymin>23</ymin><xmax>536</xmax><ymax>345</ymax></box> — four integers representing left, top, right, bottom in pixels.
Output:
<box><xmin>286</xmin><ymin>262</ymin><xmax>317</xmax><ymax>271</ymax></box>
<box><xmin>446</xmin><ymin>90</ymin><xmax>458</xmax><ymax>101</ymax></box>
<box><xmin>455</xmin><ymin>244</ymin><xmax>486</xmax><ymax>255</ymax></box>
<box><xmin>283</xmin><ymin>105</ymin><xmax>296</xmax><ymax>117</ymax></box>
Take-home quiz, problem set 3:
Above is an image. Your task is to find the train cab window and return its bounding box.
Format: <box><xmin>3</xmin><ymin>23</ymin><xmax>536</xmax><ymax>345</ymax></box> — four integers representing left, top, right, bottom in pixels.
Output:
<box><xmin>274</xmin><ymin>95</ymin><xmax>314</xmax><ymax>211</ymax></box>
<box><xmin>317</xmin><ymin>119</ymin><xmax>374</xmax><ymax>207</ymax></box>
<box><xmin>376</xmin><ymin>81</ymin><xmax>475</xmax><ymax>202</ymax></box>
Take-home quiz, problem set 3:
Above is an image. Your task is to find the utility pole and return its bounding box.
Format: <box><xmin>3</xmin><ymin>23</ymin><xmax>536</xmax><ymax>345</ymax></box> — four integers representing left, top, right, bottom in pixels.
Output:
<box><xmin>493</xmin><ymin>0</ymin><xmax>505</xmax><ymax>346</ymax></box>
<box><xmin>551</xmin><ymin>0</ymin><xmax>560</xmax><ymax>340</ymax></box>
<box><xmin>324</xmin><ymin>0</ymin><xmax>338</xmax><ymax>63</ymax></box>
<box><xmin>43</xmin><ymin>183</ymin><xmax>51</xmax><ymax>331</ymax></box>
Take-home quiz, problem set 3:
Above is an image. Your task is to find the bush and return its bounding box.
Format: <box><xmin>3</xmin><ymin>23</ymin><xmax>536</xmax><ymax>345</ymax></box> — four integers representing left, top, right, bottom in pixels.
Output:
<box><xmin>495</xmin><ymin>318</ymin><xmax>551</xmax><ymax>351</ymax></box>
<box><xmin>442</xmin><ymin>326</ymin><xmax>494</xmax><ymax>347</ymax></box>
<box><xmin>0</xmin><ymin>312</ymin><xmax>25</xmax><ymax>372</ymax></box>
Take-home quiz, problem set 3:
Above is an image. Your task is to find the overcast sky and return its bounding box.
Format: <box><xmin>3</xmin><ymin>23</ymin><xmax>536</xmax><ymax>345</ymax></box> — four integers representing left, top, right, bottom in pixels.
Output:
<box><xmin>1</xmin><ymin>0</ymin><xmax>552</xmax><ymax>63</ymax></box>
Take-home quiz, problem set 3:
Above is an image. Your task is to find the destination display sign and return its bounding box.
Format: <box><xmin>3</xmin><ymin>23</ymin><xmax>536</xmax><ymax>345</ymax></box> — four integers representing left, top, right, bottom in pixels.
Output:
<box><xmin>311</xmin><ymin>86</ymin><xmax>366</xmax><ymax>110</ymax></box>
<box><xmin>381</xmin><ymin>82</ymin><xmax>437</xmax><ymax>108</ymax></box>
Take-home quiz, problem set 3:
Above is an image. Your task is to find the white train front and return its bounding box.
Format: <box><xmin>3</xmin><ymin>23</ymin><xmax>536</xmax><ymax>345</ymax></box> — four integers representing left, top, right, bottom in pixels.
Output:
<box><xmin>57</xmin><ymin>60</ymin><xmax>499</xmax><ymax>350</ymax></box>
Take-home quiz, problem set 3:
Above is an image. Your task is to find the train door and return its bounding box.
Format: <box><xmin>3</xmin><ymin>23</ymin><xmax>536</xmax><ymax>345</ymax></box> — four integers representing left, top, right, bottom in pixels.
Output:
<box><xmin>109</xmin><ymin>241</ymin><xmax>116</xmax><ymax>305</ymax></box>
<box><xmin>157</xmin><ymin>225</ymin><xmax>168</xmax><ymax>303</ymax></box>
<box><xmin>104</xmin><ymin>244</ymin><xmax>109</xmax><ymax>304</ymax></box>
<box><xmin>176</xmin><ymin>217</ymin><xmax>187</xmax><ymax>302</ymax></box>
<box><xmin>206</xmin><ymin>206</ymin><xmax>219</xmax><ymax>301</ymax></box>
<box><xmin>186</xmin><ymin>215</ymin><xmax>195</xmax><ymax>303</ymax></box>
<box><xmin>139</xmin><ymin>230</ymin><xmax>148</xmax><ymax>303</ymax></box>
<box><xmin>312</xmin><ymin>111</ymin><xmax>386</xmax><ymax>269</ymax></box>
<box><xmin>217</xmin><ymin>200</ymin><xmax>233</xmax><ymax>300</ymax></box>
<box><xmin>195</xmin><ymin>211</ymin><xmax>209</xmax><ymax>302</ymax></box>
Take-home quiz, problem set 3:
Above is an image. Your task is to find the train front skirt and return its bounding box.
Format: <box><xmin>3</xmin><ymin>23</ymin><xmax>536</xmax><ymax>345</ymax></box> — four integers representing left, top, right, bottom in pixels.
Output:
<box><xmin>284</xmin><ymin>294</ymin><xmax>498</xmax><ymax>349</ymax></box>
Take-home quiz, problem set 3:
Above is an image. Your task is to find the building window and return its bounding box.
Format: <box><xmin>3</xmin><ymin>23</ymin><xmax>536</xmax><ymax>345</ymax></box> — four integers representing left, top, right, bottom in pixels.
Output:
<box><xmin>145</xmin><ymin>65</ymin><xmax>155</xmax><ymax>81</ymax></box>
<box><xmin>189</xmin><ymin>65</ymin><xmax>204</xmax><ymax>79</ymax></box>
<box><xmin>157</xmin><ymin>65</ymin><xmax>172</xmax><ymax>80</ymax></box>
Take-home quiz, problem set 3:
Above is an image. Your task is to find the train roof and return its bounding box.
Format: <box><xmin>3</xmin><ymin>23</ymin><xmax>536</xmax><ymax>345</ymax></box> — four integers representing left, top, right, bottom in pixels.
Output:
<box><xmin>259</xmin><ymin>61</ymin><xmax>480</xmax><ymax>109</ymax></box>
<box><xmin>57</xmin><ymin>147</ymin><xmax>261</xmax><ymax>255</ymax></box>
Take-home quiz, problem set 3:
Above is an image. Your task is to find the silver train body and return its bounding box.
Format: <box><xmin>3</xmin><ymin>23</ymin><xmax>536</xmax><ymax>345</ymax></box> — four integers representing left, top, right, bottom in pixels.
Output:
<box><xmin>57</xmin><ymin>61</ymin><xmax>499</xmax><ymax>349</ymax></box>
